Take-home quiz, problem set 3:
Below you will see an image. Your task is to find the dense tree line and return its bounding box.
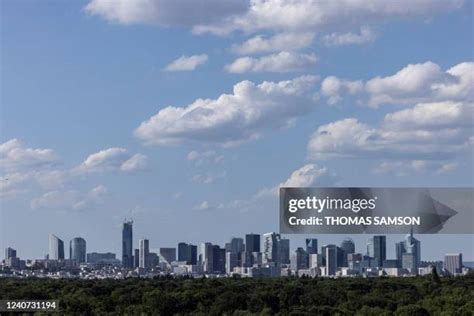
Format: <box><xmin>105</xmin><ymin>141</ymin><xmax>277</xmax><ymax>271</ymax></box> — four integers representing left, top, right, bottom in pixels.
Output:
<box><xmin>0</xmin><ymin>273</ymin><xmax>473</xmax><ymax>315</ymax></box>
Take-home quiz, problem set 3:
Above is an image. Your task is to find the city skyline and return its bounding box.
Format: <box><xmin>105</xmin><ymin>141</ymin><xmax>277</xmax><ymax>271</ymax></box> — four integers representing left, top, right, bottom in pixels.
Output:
<box><xmin>1</xmin><ymin>1</ymin><xmax>473</xmax><ymax>262</ymax></box>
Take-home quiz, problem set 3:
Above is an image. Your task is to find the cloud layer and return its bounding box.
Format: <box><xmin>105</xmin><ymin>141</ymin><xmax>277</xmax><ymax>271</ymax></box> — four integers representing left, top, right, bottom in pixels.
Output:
<box><xmin>225</xmin><ymin>52</ymin><xmax>317</xmax><ymax>73</ymax></box>
<box><xmin>164</xmin><ymin>54</ymin><xmax>208</xmax><ymax>71</ymax></box>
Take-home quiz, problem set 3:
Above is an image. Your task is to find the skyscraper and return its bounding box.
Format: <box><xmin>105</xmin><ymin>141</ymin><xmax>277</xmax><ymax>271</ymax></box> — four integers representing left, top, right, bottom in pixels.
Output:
<box><xmin>159</xmin><ymin>248</ymin><xmax>176</xmax><ymax>265</ymax></box>
<box><xmin>340</xmin><ymin>238</ymin><xmax>355</xmax><ymax>267</ymax></box>
<box><xmin>263</xmin><ymin>232</ymin><xmax>279</xmax><ymax>264</ymax></box>
<box><xmin>398</xmin><ymin>229</ymin><xmax>421</xmax><ymax>272</ymax></box>
<box><xmin>200</xmin><ymin>242</ymin><xmax>214</xmax><ymax>272</ymax></box>
<box><xmin>5</xmin><ymin>247</ymin><xmax>16</xmax><ymax>260</ymax></box>
<box><xmin>178</xmin><ymin>242</ymin><xmax>197</xmax><ymax>265</ymax></box>
<box><xmin>48</xmin><ymin>234</ymin><xmax>64</xmax><ymax>260</ymax></box>
<box><xmin>367</xmin><ymin>235</ymin><xmax>386</xmax><ymax>267</ymax></box>
<box><xmin>245</xmin><ymin>234</ymin><xmax>260</xmax><ymax>253</ymax></box>
<box><xmin>122</xmin><ymin>220</ymin><xmax>133</xmax><ymax>269</ymax></box>
<box><xmin>444</xmin><ymin>253</ymin><xmax>463</xmax><ymax>275</ymax></box>
<box><xmin>278</xmin><ymin>238</ymin><xmax>290</xmax><ymax>265</ymax></box>
<box><xmin>139</xmin><ymin>239</ymin><xmax>149</xmax><ymax>269</ymax></box>
<box><xmin>134</xmin><ymin>249</ymin><xmax>139</xmax><ymax>268</ymax></box>
<box><xmin>325</xmin><ymin>244</ymin><xmax>338</xmax><ymax>276</ymax></box>
<box><xmin>291</xmin><ymin>247</ymin><xmax>309</xmax><ymax>271</ymax></box>
<box><xmin>305</xmin><ymin>238</ymin><xmax>318</xmax><ymax>254</ymax></box>
<box><xmin>69</xmin><ymin>237</ymin><xmax>86</xmax><ymax>263</ymax></box>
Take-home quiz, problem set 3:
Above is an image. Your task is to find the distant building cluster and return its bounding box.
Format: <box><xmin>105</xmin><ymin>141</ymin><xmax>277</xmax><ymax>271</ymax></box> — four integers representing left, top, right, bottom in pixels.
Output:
<box><xmin>1</xmin><ymin>221</ymin><xmax>470</xmax><ymax>279</ymax></box>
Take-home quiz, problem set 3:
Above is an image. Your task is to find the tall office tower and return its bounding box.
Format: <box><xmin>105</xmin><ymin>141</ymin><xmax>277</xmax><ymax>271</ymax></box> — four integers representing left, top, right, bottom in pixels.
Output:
<box><xmin>49</xmin><ymin>234</ymin><xmax>65</xmax><ymax>260</ymax></box>
<box><xmin>69</xmin><ymin>237</ymin><xmax>86</xmax><ymax>263</ymax></box>
<box><xmin>305</xmin><ymin>238</ymin><xmax>318</xmax><ymax>254</ymax></box>
<box><xmin>444</xmin><ymin>253</ymin><xmax>463</xmax><ymax>275</ymax></box>
<box><xmin>395</xmin><ymin>241</ymin><xmax>406</xmax><ymax>264</ymax></box>
<box><xmin>263</xmin><ymin>232</ymin><xmax>280</xmax><ymax>264</ymax></box>
<box><xmin>367</xmin><ymin>235</ymin><xmax>386</xmax><ymax>267</ymax></box>
<box><xmin>200</xmin><ymin>242</ymin><xmax>214</xmax><ymax>272</ymax></box>
<box><xmin>226</xmin><ymin>251</ymin><xmax>239</xmax><ymax>274</ymax></box>
<box><xmin>404</xmin><ymin>229</ymin><xmax>421</xmax><ymax>269</ymax></box>
<box><xmin>291</xmin><ymin>247</ymin><xmax>309</xmax><ymax>271</ymax></box>
<box><xmin>278</xmin><ymin>238</ymin><xmax>290</xmax><ymax>265</ymax></box>
<box><xmin>212</xmin><ymin>245</ymin><xmax>226</xmax><ymax>274</ymax></box>
<box><xmin>245</xmin><ymin>234</ymin><xmax>260</xmax><ymax>253</ymax></box>
<box><xmin>325</xmin><ymin>244</ymin><xmax>338</xmax><ymax>276</ymax></box>
<box><xmin>139</xmin><ymin>239</ymin><xmax>149</xmax><ymax>269</ymax></box>
<box><xmin>340</xmin><ymin>238</ymin><xmax>355</xmax><ymax>267</ymax></box>
<box><xmin>159</xmin><ymin>248</ymin><xmax>176</xmax><ymax>265</ymax></box>
<box><xmin>148</xmin><ymin>252</ymin><xmax>159</xmax><ymax>269</ymax></box>
<box><xmin>134</xmin><ymin>249</ymin><xmax>139</xmax><ymax>268</ymax></box>
<box><xmin>180</xmin><ymin>244</ymin><xmax>198</xmax><ymax>265</ymax></box>
<box><xmin>122</xmin><ymin>220</ymin><xmax>133</xmax><ymax>268</ymax></box>
<box><xmin>229</xmin><ymin>237</ymin><xmax>245</xmax><ymax>253</ymax></box>
<box><xmin>5</xmin><ymin>247</ymin><xmax>16</xmax><ymax>260</ymax></box>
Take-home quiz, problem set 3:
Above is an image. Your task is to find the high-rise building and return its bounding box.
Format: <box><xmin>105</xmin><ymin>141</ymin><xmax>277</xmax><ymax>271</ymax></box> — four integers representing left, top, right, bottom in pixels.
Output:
<box><xmin>226</xmin><ymin>251</ymin><xmax>239</xmax><ymax>274</ymax></box>
<box><xmin>367</xmin><ymin>235</ymin><xmax>386</xmax><ymax>267</ymax></box>
<box><xmin>245</xmin><ymin>234</ymin><xmax>260</xmax><ymax>253</ymax></box>
<box><xmin>134</xmin><ymin>249</ymin><xmax>139</xmax><ymax>268</ymax></box>
<box><xmin>263</xmin><ymin>232</ymin><xmax>279</xmax><ymax>264</ymax></box>
<box><xmin>139</xmin><ymin>239</ymin><xmax>149</xmax><ymax>269</ymax></box>
<box><xmin>444</xmin><ymin>253</ymin><xmax>463</xmax><ymax>275</ymax></box>
<box><xmin>291</xmin><ymin>247</ymin><xmax>309</xmax><ymax>271</ymax></box>
<box><xmin>229</xmin><ymin>237</ymin><xmax>245</xmax><ymax>254</ymax></box>
<box><xmin>69</xmin><ymin>237</ymin><xmax>86</xmax><ymax>263</ymax></box>
<box><xmin>397</xmin><ymin>229</ymin><xmax>421</xmax><ymax>272</ymax></box>
<box><xmin>178</xmin><ymin>242</ymin><xmax>197</xmax><ymax>265</ymax></box>
<box><xmin>212</xmin><ymin>245</ymin><xmax>226</xmax><ymax>274</ymax></box>
<box><xmin>325</xmin><ymin>244</ymin><xmax>338</xmax><ymax>276</ymax></box>
<box><xmin>305</xmin><ymin>238</ymin><xmax>318</xmax><ymax>254</ymax></box>
<box><xmin>122</xmin><ymin>220</ymin><xmax>133</xmax><ymax>268</ymax></box>
<box><xmin>48</xmin><ymin>234</ymin><xmax>64</xmax><ymax>260</ymax></box>
<box><xmin>340</xmin><ymin>238</ymin><xmax>355</xmax><ymax>267</ymax></box>
<box><xmin>278</xmin><ymin>238</ymin><xmax>290</xmax><ymax>265</ymax></box>
<box><xmin>159</xmin><ymin>248</ymin><xmax>176</xmax><ymax>265</ymax></box>
<box><xmin>200</xmin><ymin>242</ymin><xmax>214</xmax><ymax>272</ymax></box>
<box><xmin>86</xmin><ymin>252</ymin><xmax>116</xmax><ymax>263</ymax></box>
<box><xmin>5</xmin><ymin>247</ymin><xmax>16</xmax><ymax>260</ymax></box>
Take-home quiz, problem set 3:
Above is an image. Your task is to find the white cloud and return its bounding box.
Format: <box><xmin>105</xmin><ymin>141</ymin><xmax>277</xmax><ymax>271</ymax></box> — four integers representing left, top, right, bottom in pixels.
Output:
<box><xmin>322</xmin><ymin>26</ymin><xmax>376</xmax><ymax>46</ymax></box>
<box><xmin>256</xmin><ymin>164</ymin><xmax>337</xmax><ymax>197</ymax></box>
<box><xmin>120</xmin><ymin>153</ymin><xmax>148</xmax><ymax>172</ymax></box>
<box><xmin>191</xmin><ymin>171</ymin><xmax>226</xmax><ymax>184</ymax></box>
<box><xmin>307</xmin><ymin>101</ymin><xmax>474</xmax><ymax>160</ymax></box>
<box><xmin>194</xmin><ymin>200</ymin><xmax>211</xmax><ymax>211</ymax></box>
<box><xmin>134</xmin><ymin>75</ymin><xmax>318</xmax><ymax>146</ymax></box>
<box><xmin>320</xmin><ymin>76</ymin><xmax>363</xmax><ymax>105</ymax></box>
<box><xmin>225</xmin><ymin>51</ymin><xmax>317</xmax><ymax>73</ymax></box>
<box><xmin>0</xmin><ymin>139</ymin><xmax>58</xmax><ymax>172</ymax></box>
<box><xmin>163</xmin><ymin>54</ymin><xmax>208</xmax><ymax>72</ymax></box>
<box><xmin>85</xmin><ymin>0</ymin><xmax>248</xmax><ymax>26</ymax></box>
<box><xmin>30</xmin><ymin>185</ymin><xmax>107</xmax><ymax>211</ymax></box>
<box><xmin>365</xmin><ymin>61</ymin><xmax>473</xmax><ymax>107</ymax></box>
<box><xmin>187</xmin><ymin>150</ymin><xmax>223</xmax><ymax>165</ymax></box>
<box><xmin>232</xmin><ymin>32</ymin><xmax>314</xmax><ymax>55</ymax></box>
<box><xmin>194</xmin><ymin>0</ymin><xmax>463</xmax><ymax>35</ymax></box>
<box><xmin>319</xmin><ymin>61</ymin><xmax>473</xmax><ymax>107</ymax></box>
<box><xmin>75</xmin><ymin>148</ymin><xmax>147</xmax><ymax>173</ymax></box>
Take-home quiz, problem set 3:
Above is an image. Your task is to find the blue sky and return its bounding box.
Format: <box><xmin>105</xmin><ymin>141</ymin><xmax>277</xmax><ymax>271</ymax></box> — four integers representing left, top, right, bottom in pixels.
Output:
<box><xmin>1</xmin><ymin>0</ymin><xmax>473</xmax><ymax>261</ymax></box>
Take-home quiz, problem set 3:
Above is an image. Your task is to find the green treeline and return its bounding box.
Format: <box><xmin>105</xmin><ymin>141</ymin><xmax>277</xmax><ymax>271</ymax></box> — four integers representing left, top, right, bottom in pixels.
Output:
<box><xmin>0</xmin><ymin>274</ymin><xmax>473</xmax><ymax>315</ymax></box>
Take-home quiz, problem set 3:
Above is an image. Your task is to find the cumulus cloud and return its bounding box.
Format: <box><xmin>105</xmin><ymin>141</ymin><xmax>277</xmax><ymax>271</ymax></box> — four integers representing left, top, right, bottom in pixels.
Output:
<box><xmin>232</xmin><ymin>32</ymin><xmax>315</xmax><ymax>55</ymax></box>
<box><xmin>134</xmin><ymin>75</ymin><xmax>319</xmax><ymax>146</ymax></box>
<box><xmin>322</xmin><ymin>26</ymin><xmax>376</xmax><ymax>46</ymax></box>
<box><xmin>320</xmin><ymin>76</ymin><xmax>363</xmax><ymax>105</ymax></box>
<box><xmin>187</xmin><ymin>150</ymin><xmax>223</xmax><ymax>165</ymax></box>
<box><xmin>30</xmin><ymin>185</ymin><xmax>108</xmax><ymax>211</ymax></box>
<box><xmin>194</xmin><ymin>0</ymin><xmax>463</xmax><ymax>35</ymax></box>
<box><xmin>75</xmin><ymin>148</ymin><xmax>147</xmax><ymax>173</ymax></box>
<box><xmin>0</xmin><ymin>139</ymin><xmax>58</xmax><ymax>172</ymax></box>
<box><xmin>85</xmin><ymin>0</ymin><xmax>248</xmax><ymax>26</ymax></box>
<box><xmin>256</xmin><ymin>164</ymin><xmax>338</xmax><ymax>197</ymax></box>
<box><xmin>194</xmin><ymin>200</ymin><xmax>211</xmax><ymax>211</ymax></box>
<box><xmin>307</xmin><ymin>101</ymin><xmax>474</xmax><ymax>160</ymax></box>
<box><xmin>320</xmin><ymin>61</ymin><xmax>473</xmax><ymax>107</ymax></box>
<box><xmin>225</xmin><ymin>51</ymin><xmax>317</xmax><ymax>73</ymax></box>
<box><xmin>163</xmin><ymin>54</ymin><xmax>208</xmax><ymax>71</ymax></box>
